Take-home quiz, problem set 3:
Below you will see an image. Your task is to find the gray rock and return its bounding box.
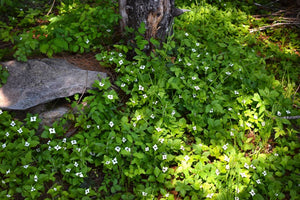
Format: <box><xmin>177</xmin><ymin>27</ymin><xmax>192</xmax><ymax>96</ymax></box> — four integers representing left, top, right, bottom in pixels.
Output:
<box><xmin>39</xmin><ymin>106</ymin><xmax>70</xmax><ymax>127</ymax></box>
<box><xmin>0</xmin><ymin>58</ymin><xmax>106</xmax><ymax>110</ymax></box>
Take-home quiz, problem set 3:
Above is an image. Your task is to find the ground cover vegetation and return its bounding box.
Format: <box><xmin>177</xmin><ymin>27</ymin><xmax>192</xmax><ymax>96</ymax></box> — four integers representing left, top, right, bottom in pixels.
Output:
<box><xmin>0</xmin><ymin>0</ymin><xmax>299</xmax><ymax>199</ymax></box>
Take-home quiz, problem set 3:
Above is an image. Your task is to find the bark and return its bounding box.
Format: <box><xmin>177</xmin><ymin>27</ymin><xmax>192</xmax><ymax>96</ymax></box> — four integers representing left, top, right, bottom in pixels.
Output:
<box><xmin>119</xmin><ymin>0</ymin><xmax>187</xmax><ymax>42</ymax></box>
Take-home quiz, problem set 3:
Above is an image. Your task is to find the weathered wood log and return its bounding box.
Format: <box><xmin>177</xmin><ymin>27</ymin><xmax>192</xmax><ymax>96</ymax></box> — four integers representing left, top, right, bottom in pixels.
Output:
<box><xmin>119</xmin><ymin>0</ymin><xmax>188</xmax><ymax>42</ymax></box>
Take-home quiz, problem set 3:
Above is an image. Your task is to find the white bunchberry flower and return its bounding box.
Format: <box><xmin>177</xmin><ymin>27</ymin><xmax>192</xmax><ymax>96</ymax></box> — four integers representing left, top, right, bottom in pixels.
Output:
<box><xmin>249</xmin><ymin>189</ymin><xmax>255</xmax><ymax>196</ymax></box>
<box><xmin>76</xmin><ymin>148</ymin><xmax>81</xmax><ymax>152</ymax></box>
<box><xmin>196</xmin><ymin>42</ymin><xmax>199</xmax><ymax>46</ymax></box>
<box><xmin>156</xmin><ymin>127</ymin><xmax>162</xmax><ymax>132</ymax></box>
<box><xmin>118</xmin><ymin>53</ymin><xmax>123</xmax><ymax>57</ymax></box>
<box><xmin>34</xmin><ymin>175</ymin><xmax>38</xmax><ymax>182</ymax></box>
<box><xmin>193</xmin><ymin>94</ymin><xmax>197</xmax><ymax>98</ymax></box>
<box><xmin>277</xmin><ymin>111</ymin><xmax>281</xmax><ymax>116</ymax></box>
<box><xmin>150</xmin><ymin>114</ymin><xmax>155</xmax><ymax>119</ymax></box>
<box><xmin>122</xmin><ymin>137</ymin><xmax>127</xmax><ymax>143</ymax></box>
<box><xmin>49</xmin><ymin>128</ymin><xmax>55</xmax><ymax>134</ymax></box>
<box><xmin>153</xmin><ymin>144</ymin><xmax>158</xmax><ymax>151</ymax></box>
<box><xmin>140</xmin><ymin>65</ymin><xmax>145</xmax><ymax>69</ymax></box>
<box><xmin>185</xmin><ymin>32</ymin><xmax>189</xmax><ymax>36</ymax></box>
<box><xmin>192</xmin><ymin>48</ymin><xmax>196</xmax><ymax>52</ymax></box>
<box><xmin>10</xmin><ymin>121</ymin><xmax>16</xmax><ymax>127</ymax></box>
<box><xmin>31</xmin><ymin>187</ymin><xmax>36</xmax><ymax>192</ymax></box>
<box><xmin>204</xmin><ymin>66</ymin><xmax>209</xmax><ymax>71</ymax></box>
<box><xmin>106</xmin><ymin>29</ymin><xmax>111</xmax><ymax>32</ymax></box>
<box><xmin>36</xmin><ymin>148</ymin><xmax>40</xmax><ymax>152</ymax></box>
<box><xmin>226</xmin><ymin>164</ymin><xmax>230</xmax><ymax>170</ymax></box>
<box><xmin>254</xmin><ymin>115</ymin><xmax>258</xmax><ymax>119</ymax></box>
<box><xmin>86</xmin><ymin>39</ymin><xmax>89</xmax><ymax>44</ymax></box>
<box><xmin>71</xmin><ymin>140</ymin><xmax>77</xmax><ymax>145</ymax></box>
<box><xmin>66</xmin><ymin>168</ymin><xmax>71</xmax><ymax>173</ymax></box>
<box><xmin>139</xmin><ymin>85</ymin><xmax>144</xmax><ymax>91</ymax></box>
<box><xmin>222</xmin><ymin>144</ymin><xmax>228</xmax><ymax>150</ymax></box>
<box><xmin>109</xmin><ymin>121</ymin><xmax>114</xmax><ymax>127</ymax></box>
<box><xmin>62</xmin><ymin>138</ymin><xmax>66</xmax><ymax>143</ymax></box>
<box><xmin>54</xmin><ymin>145</ymin><xmax>61</xmax><ymax>151</ymax></box>
<box><xmin>236</xmin><ymin>188</ymin><xmax>240</xmax><ymax>194</ymax></box>
<box><xmin>158</xmin><ymin>138</ymin><xmax>164</xmax><ymax>143</ymax></box>
<box><xmin>75</xmin><ymin>172</ymin><xmax>83</xmax><ymax>177</ymax></box>
<box><xmin>244</xmin><ymin>163</ymin><xmax>249</xmax><ymax>169</ymax></box>
<box><xmin>171</xmin><ymin>110</ymin><xmax>176</xmax><ymax>116</ymax></box>
<box><xmin>225</xmin><ymin>71</ymin><xmax>231</xmax><ymax>75</ymax></box>
<box><xmin>274</xmin><ymin>153</ymin><xmax>279</xmax><ymax>156</ymax></box>
<box><xmin>125</xmin><ymin>147</ymin><xmax>131</xmax><ymax>152</ymax></box>
<box><xmin>180</xmin><ymin>145</ymin><xmax>185</xmax><ymax>151</ymax></box>
<box><xmin>235</xmin><ymin>197</ymin><xmax>239</xmax><ymax>200</ymax></box>
<box><xmin>99</xmin><ymin>82</ymin><xmax>104</xmax><ymax>87</ymax></box>
<box><xmin>143</xmin><ymin>94</ymin><xmax>147</xmax><ymax>98</ymax></box>
<box><xmin>234</xmin><ymin>90</ymin><xmax>239</xmax><ymax>95</ymax></box>
<box><xmin>0</xmin><ymin>109</ymin><xmax>2</xmax><ymax>114</ymax></box>
<box><xmin>286</xmin><ymin>110</ymin><xmax>291</xmax><ymax>114</ymax></box>
<box><xmin>206</xmin><ymin>193</ymin><xmax>214</xmax><ymax>198</ymax></box>
<box><xmin>105</xmin><ymin>161</ymin><xmax>110</xmax><ymax>165</ymax></box>
<box><xmin>136</xmin><ymin>115</ymin><xmax>141</xmax><ymax>121</ymax></box>
<box><xmin>262</xmin><ymin>171</ymin><xmax>267</xmax><ymax>176</ymax></box>
<box><xmin>142</xmin><ymin>192</ymin><xmax>147</xmax><ymax>196</ymax></box>
<box><xmin>24</xmin><ymin>142</ymin><xmax>30</xmax><ymax>147</ymax></box>
<box><xmin>256</xmin><ymin>179</ymin><xmax>261</xmax><ymax>184</ymax></box>
<box><xmin>193</xmin><ymin>126</ymin><xmax>196</xmax><ymax>131</ymax></box>
<box><xmin>74</xmin><ymin>162</ymin><xmax>79</xmax><ymax>167</ymax></box>
<box><xmin>194</xmin><ymin>86</ymin><xmax>200</xmax><ymax>90</ymax></box>
<box><xmin>23</xmin><ymin>165</ymin><xmax>29</xmax><ymax>169</ymax></box>
<box><xmin>6</xmin><ymin>169</ymin><xmax>10</xmax><ymax>174</ymax></box>
<box><xmin>107</xmin><ymin>95</ymin><xmax>113</xmax><ymax>99</ymax></box>
<box><xmin>30</xmin><ymin>116</ymin><xmax>36</xmax><ymax>122</ymax></box>
<box><xmin>121</xmin><ymin>83</ymin><xmax>126</xmax><ymax>87</ymax></box>
<box><xmin>112</xmin><ymin>157</ymin><xmax>118</xmax><ymax>165</ymax></box>
<box><xmin>2</xmin><ymin>143</ymin><xmax>6</xmax><ymax>149</ymax></box>
<box><xmin>209</xmin><ymin>108</ymin><xmax>214</xmax><ymax>113</ymax></box>
<box><xmin>162</xmin><ymin>167</ymin><xmax>168</xmax><ymax>173</ymax></box>
<box><xmin>145</xmin><ymin>147</ymin><xmax>149</xmax><ymax>151</ymax></box>
<box><xmin>240</xmin><ymin>173</ymin><xmax>246</xmax><ymax>178</ymax></box>
<box><xmin>5</xmin><ymin>132</ymin><xmax>9</xmax><ymax>137</ymax></box>
<box><xmin>216</xmin><ymin>169</ymin><xmax>220</xmax><ymax>176</ymax></box>
<box><xmin>83</xmin><ymin>188</ymin><xmax>89</xmax><ymax>195</ymax></box>
<box><xmin>178</xmin><ymin>58</ymin><xmax>182</xmax><ymax>62</ymax></box>
<box><xmin>119</xmin><ymin>60</ymin><xmax>123</xmax><ymax>65</ymax></box>
<box><xmin>224</xmin><ymin>155</ymin><xmax>230</xmax><ymax>162</ymax></box>
<box><xmin>230</xmin><ymin>131</ymin><xmax>234</xmax><ymax>136</ymax></box>
<box><xmin>162</xmin><ymin>154</ymin><xmax>167</xmax><ymax>160</ymax></box>
<box><xmin>261</xmin><ymin>121</ymin><xmax>265</xmax><ymax>127</ymax></box>
<box><xmin>187</xmin><ymin>63</ymin><xmax>191</xmax><ymax>66</ymax></box>
<box><xmin>192</xmin><ymin>76</ymin><xmax>196</xmax><ymax>80</ymax></box>
<box><xmin>228</xmin><ymin>107</ymin><xmax>232</xmax><ymax>111</ymax></box>
<box><xmin>115</xmin><ymin>146</ymin><xmax>121</xmax><ymax>152</ymax></box>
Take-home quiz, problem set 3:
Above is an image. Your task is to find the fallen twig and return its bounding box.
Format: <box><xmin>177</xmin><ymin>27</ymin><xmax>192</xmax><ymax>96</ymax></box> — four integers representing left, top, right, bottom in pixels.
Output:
<box><xmin>249</xmin><ymin>22</ymin><xmax>300</xmax><ymax>32</ymax></box>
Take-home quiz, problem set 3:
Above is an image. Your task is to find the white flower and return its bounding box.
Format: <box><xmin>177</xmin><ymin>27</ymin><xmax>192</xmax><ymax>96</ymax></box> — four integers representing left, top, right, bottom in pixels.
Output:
<box><xmin>48</xmin><ymin>146</ymin><xmax>52</xmax><ymax>151</ymax></box>
<box><xmin>224</xmin><ymin>155</ymin><xmax>230</xmax><ymax>162</ymax></box>
<box><xmin>34</xmin><ymin>175</ymin><xmax>38</xmax><ymax>182</ymax></box>
<box><xmin>142</xmin><ymin>192</ymin><xmax>147</xmax><ymax>196</ymax></box>
<box><xmin>178</xmin><ymin>58</ymin><xmax>182</xmax><ymax>62</ymax></box>
<box><xmin>105</xmin><ymin>161</ymin><xmax>110</xmax><ymax>165</ymax></box>
<box><xmin>121</xmin><ymin>83</ymin><xmax>126</xmax><ymax>87</ymax></box>
<box><xmin>139</xmin><ymin>85</ymin><xmax>144</xmax><ymax>91</ymax></box>
<box><xmin>109</xmin><ymin>121</ymin><xmax>114</xmax><ymax>127</ymax></box>
<box><xmin>277</xmin><ymin>111</ymin><xmax>281</xmax><ymax>116</ymax></box>
<box><xmin>122</xmin><ymin>137</ymin><xmax>127</xmax><ymax>143</ymax></box>
<box><xmin>36</xmin><ymin>148</ymin><xmax>40</xmax><ymax>152</ymax></box>
<box><xmin>153</xmin><ymin>144</ymin><xmax>158</xmax><ymax>151</ymax></box>
<box><xmin>235</xmin><ymin>197</ymin><xmax>239</xmax><ymax>200</ymax></box>
<box><xmin>240</xmin><ymin>173</ymin><xmax>246</xmax><ymax>178</ymax></box>
<box><xmin>165</xmin><ymin>193</ymin><xmax>169</xmax><ymax>197</ymax></box>
<box><xmin>2</xmin><ymin>143</ymin><xmax>6</xmax><ymax>149</ymax></box>
<box><xmin>261</xmin><ymin>121</ymin><xmax>265</xmax><ymax>127</ymax></box>
<box><xmin>119</xmin><ymin>60</ymin><xmax>123</xmax><ymax>65</ymax></box>
<box><xmin>49</xmin><ymin>128</ymin><xmax>55</xmax><ymax>134</ymax></box>
<box><xmin>185</xmin><ymin>32</ymin><xmax>189</xmax><ymax>36</ymax></box>
<box><xmin>150</xmin><ymin>114</ymin><xmax>155</xmax><ymax>119</ymax></box>
<box><xmin>180</xmin><ymin>145</ymin><xmax>185</xmax><ymax>151</ymax></box>
<box><xmin>145</xmin><ymin>147</ymin><xmax>149</xmax><ymax>151</ymax></box>
<box><xmin>162</xmin><ymin>167</ymin><xmax>168</xmax><ymax>173</ymax></box>
<box><xmin>244</xmin><ymin>163</ymin><xmax>249</xmax><ymax>169</ymax></box>
<box><xmin>71</xmin><ymin>140</ymin><xmax>77</xmax><ymax>145</ymax></box>
<box><xmin>115</xmin><ymin>146</ymin><xmax>121</xmax><ymax>152</ymax></box>
<box><xmin>209</xmin><ymin>108</ymin><xmax>214</xmax><ymax>113</ymax></box>
<box><xmin>62</xmin><ymin>138</ymin><xmax>66</xmax><ymax>143</ymax></box>
<box><xmin>156</xmin><ymin>127</ymin><xmax>162</xmax><ymax>132</ymax></box>
<box><xmin>153</xmin><ymin>101</ymin><xmax>158</xmax><ymax>105</ymax></box>
<box><xmin>192</xmin><ymin>48</ymin><xmax>196</xmax><ymax>52</ymax></box>
<box><xmin>275</xmin><ymin>193</ymin><xmax>278</xmax><ymax>196</ymax></box>
<box><xmin>193</xmin><ymin>94</ymin><xmax>197</xmax><ymax>98</ymax></box>
<box><xmin>206</xmin><ymin>193</ymin><xmax>214</xmax><ymax>198</ymax></box>
<box><xmin>228</xmin><ymin>107</ymin><xmax>232</xmax><ymax>111</ymax></box>
<box><xmin>6</xmin><ymin>194</ymin><xmax>11</xmax><ymax>198</ymax></box>
<box><xmin>236</xmin><ymin>188</ymin><xmax>240</xmax><ymax>194</ymax></box>
<box><xmin>20</xmin><ymin>37</ymin><xmax>22</xmax><ymax>40</ymax></box>
<box><xmin>23</xmin><ymin>165</ymin><xmax>29</xmax><ymax>169</ymax></box>
<box><xmin>0</xmin><ymin>109</ymin><xmax>2</xmax><ymax>114</ymax></box>
<box><xmin>286</xmin><ymin>110</ymin><xmax>291</xmax><ymax>114</ymax></box>
<box><xmin>158</xmin><ymin>138</ymin><xmax>164</xmax><ymax>143</ymax></box>
<box><xmin>99</xmin><ymin>82</ymin><xmax>105</xmax><ymax>87</ymax></box>
<box><xmin>30</xmin><ymin>116</ymin><xmax>36</xmax><ymax>122</ymax></box>
<box><xmin>249</xmin><ymin>189</ymin><xmax>255</xmax><ymax>196</ymax></box>
<box><xmin>140</xmin><ymin>65</ymin><xmax>145</xmax><ymax>69</ymax></box>
<box><xmin>5</xmin><ymin>132</ymin><xmax>9</xmax><ymax>137</ymax></box>
<box><xmin>262</xmin><ymin>171</ymin><xmax>267</xmax><ymax>176</ymax></box>
<box><xmin>216</xmin><ymin>169</ymin><xmax>220</xmax><ymax>176</ymax></box>
<box><xmin>86</xmin><ymin>39</ymin><xmax>89</xmax><ymax>44</ymax></box>
<box><xmin>254</xmin><ymin>115</ymin><xmax>258</xmax><ymax>119</ymax></box>
<box><xmin>119</xmin><ymin>53</ymin><xmax>123</xmax><ymax>57</ymax></box>
<box><xmin>184</xmin><ymin>155</ymin><xmax>190</xmax><ymax>161</ymax></box>
<box><xmin>47</xmin><ymin>140</ymin><xmax>51</xmax><ymax>145</ymax></box>
<box><xmin>162</xmin><ymin>154</ymin><xmax>167</xmax><ymax>160</ymax></box>
<box><xmin>107</xmin><ymin>95</ymin><xmax>113</xmax><ymax>99</ymax></box>
<box><xmin>187</xmin><ymin>62</ymin><xmax>191</xmax><ymax>66</ymax></box>
<box><xmin>225</xmin><ymin>71</ymin><xmax>231</xmax><ymax>75</ymax></box>
<box><xmin>54</xmin><ymin>145</ymin><xmax>61</xmax><ymax>151</ymax></box>
<box><xmin>230</xmin><ymin>131</ymin><xmax>234</xmax><ymax>136</ymax></box>
<box><xmin>31</xmin><ymin>187</ymin><xmax>36</xmax><ymax>192</ymax></box>
<box><xmin>274</xmin><ymin>153</ymin><xmax>279</xmax><ymax>156</ymax></box>
<box><xmin>136</xmin><ymin>115</ymin><xmax>141</xmax><ymax>121</ymax></box>
<box><xmin>6</xmin><ymin>169</ymin><xmax>10</xmax><ymax>174</ymax></box>
<box><xmin>222</xmin><ymin>144</ymin><xmax>228</xmax><ymax>150</ymax></box>
<box><xmin>192</xmin><ymin>76</ymin><xmax>196</xmax><ymax>80</ymax></box>
<box><xmin>193</xmin><ymin>126</ymin><xmax>196</xmax><ymax>131</ymax></box>
<box><xmin>74</xmin><ymin>162</ymin><xmax>79</xmax><ymax>167</ymax></box>
<box><xmin>194</xmin><ymin>86</ymin><xmax>200</xmax><ymax>90</ymax></box>
<box><xmin>25</xmin><ymin>142</ymin><xmax>30</xmax><ymax>147</ymax></box>
<box><xmin>196</xmin><ymin>42</ymin><xmax>199</xmax><ymax>46</ymax></box>
<box><xmin>10</xmin><ymin>121</ymin><xmax>16</xmax><ymax>127</ymax></box>
<box><xmin>226</xmin><ymin>165</ymin><xmax>230</xmax><ymax>170</ymax></box>
<box><xmin>256</xmin><ymin>179</ymin><xmax>261</xmax><ymax>184</ymax></box>
<box><xmin>143</xmin><ymin>94</ymin><xmax>147</xmax><ymax>98</ymax></box>
<box><xmin>171</xmin><ymin>110</ymin><xmax>176</xmax><ymax>116</ymax></box>
<box><xmin>75</xmin><ymin>172</ymin><xmax>83</xmax><ymax>177</ymax></box>
<box><xmin>179</xmin><ymin>95</ymin><xmax>182</xmax><ymax>98</ymax></box>
<box><xmin>66</xmin><ymin>168</ymin><xmax>71</xmax><ymax>173</ymax></box>
<box><xmin>234</xmin><ymin>90</ymin><xmax>239</xmax><ymax>95</ymax></box>
<box><xmin>106</xmin><ymin>29</ymin><xmax>111</xmax><ymax>32</ymax></box>
<box><xmin>112</xmin><ymin>157</ymin><xmax>118</xmax><ymax>165</ymax></box>
<box><xmin>125</xmin><ymin>147</ymin><xmax>131</xmax><ymax>152</ymax></box>
<box><xmin>85</xmin><ymin>188</ymin><xmax>90</xmax><ymax>195</ymax></box>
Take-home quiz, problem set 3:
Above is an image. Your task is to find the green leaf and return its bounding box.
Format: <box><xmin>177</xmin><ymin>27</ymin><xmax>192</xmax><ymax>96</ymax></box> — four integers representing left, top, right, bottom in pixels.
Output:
<box><xmin>154</xmin><ymin>167</ymin><xmax>160</xmax><ymax>177</ymax></box>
